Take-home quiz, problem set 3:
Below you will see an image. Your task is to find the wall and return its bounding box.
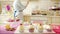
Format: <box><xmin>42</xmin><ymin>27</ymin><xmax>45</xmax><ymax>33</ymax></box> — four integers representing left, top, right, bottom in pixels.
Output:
<box><xmin>23</xmin><ymin>0</ymin><xmax>60</xmax><ymax>24</ymax></box>
<box><xmin>23</xmin><ymin>0</ymin><xmax>54</xmax><ymax>15</ymax></box>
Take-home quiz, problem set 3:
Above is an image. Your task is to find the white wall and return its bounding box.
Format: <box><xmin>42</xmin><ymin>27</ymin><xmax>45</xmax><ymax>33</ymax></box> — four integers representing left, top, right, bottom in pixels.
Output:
<box><xmin>38</xmin><ymin>0</ymin><xmax>53</xmax><ymax>10</ymax></box>
<box><xmin>23</xmin><ymin>0</ymin><xmax>55</xmax><ymax>15</ymax></box>
<box><xmin>23</xmin><ymin>0</ymin><xmax>60</xmax><ymax>24</ymax></box>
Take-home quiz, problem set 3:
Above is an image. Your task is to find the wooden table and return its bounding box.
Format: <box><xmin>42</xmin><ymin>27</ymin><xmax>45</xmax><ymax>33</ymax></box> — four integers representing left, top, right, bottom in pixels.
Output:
<box><xmin>14</xmin><ymin>26</ymin><xmax>56</xmax><ymax>34</ymax></box>
<box><xmin>43</xmin><ymin>31</ymin><xmax>55</xmax><ymax>34</ymax></box>
<box><xmin>15</xmin><ymin>31</ymin><xmax>55</xmax><ymax>34</ymax></box>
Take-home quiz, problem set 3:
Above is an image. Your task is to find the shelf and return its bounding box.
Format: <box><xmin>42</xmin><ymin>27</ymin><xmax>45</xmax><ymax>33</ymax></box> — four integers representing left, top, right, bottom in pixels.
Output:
<box><xmin>0</xmin><ymin>0</ymin><xmax>14</xmax><ymax>1</ymax></box>
<box><xmin>31</xmin><ymin>15</ymin><xmax>60</xmax><ymax>17</ymax></box>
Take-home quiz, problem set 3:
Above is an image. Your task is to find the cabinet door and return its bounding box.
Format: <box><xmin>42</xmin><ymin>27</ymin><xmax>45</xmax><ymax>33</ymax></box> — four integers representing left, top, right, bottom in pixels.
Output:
<box><xmin>47</xmin><ymin>17</ymin><xmax>52</xmax><ymax>24</ymax></box>
<box><xmin>52</xmin><ymin>17</ymin><xmax>60</xmax><ymax>24</ymax></box>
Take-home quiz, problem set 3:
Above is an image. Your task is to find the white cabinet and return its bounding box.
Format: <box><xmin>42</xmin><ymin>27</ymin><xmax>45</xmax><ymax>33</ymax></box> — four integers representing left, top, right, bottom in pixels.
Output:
<box><xmin>31</xmin><ymin>15</ymin><xmax>60</xmax><ymax>24</ymax></box>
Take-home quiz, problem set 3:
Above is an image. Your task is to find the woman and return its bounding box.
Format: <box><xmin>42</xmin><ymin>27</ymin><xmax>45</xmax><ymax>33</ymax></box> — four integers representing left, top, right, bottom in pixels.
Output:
<box><xmin>11</xmin><ymin>0</ymin><xmax>30</xmax><ymax>29</ymax></box>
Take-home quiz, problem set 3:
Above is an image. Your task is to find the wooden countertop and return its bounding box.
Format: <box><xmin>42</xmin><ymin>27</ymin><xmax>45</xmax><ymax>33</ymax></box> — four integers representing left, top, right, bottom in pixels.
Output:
<box><xmin>15</xmin><ymin>31</ymin><xmax>55</xmax><ymax>34</ymax></box>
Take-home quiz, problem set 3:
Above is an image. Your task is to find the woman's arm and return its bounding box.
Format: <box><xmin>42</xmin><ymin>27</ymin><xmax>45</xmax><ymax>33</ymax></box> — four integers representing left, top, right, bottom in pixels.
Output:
<box><xmin>25</xmin><ymin>0</ymin><xmax>30</xmax><ymax>7</ymax></box>
<box><xmin>22</xmin><ymin>0</ymin><xmax>30</xmax><ymax>10</ymax></box>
